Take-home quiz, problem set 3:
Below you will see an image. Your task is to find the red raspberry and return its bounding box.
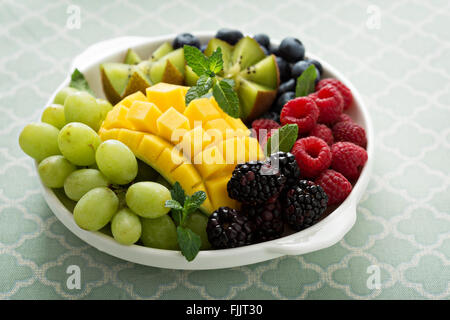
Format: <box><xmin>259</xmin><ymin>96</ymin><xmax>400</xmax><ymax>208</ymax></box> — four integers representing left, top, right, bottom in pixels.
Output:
<box><xmin>331</xmin><ymin>142</ymin><xmax>368</xmax><ymax>181</ymax></box>
<box><xmin>333</xmin><ymin>121</ymin><xmax>367</xmax><ymax>148</ymax></box>
<box><xmin>280</xmin><ymin>96</ymin><xmax>319</xmax><ymax>134</ymax></box>
<box><xmin>316</xmin><ymin>78</ymin><xmax>353</xmax><ymax>110</ymax></box>
<box><xmin>315</xmin><ymin>169</ymin><xmax>352</xmax><ymax>205</ymax></box>
<box><xmin>310</xmin><ymin>124</ymin><xmax>334</xmax><ymax>146</ymax></box>
<box><xmin>291</xmin><ymin>136</ymin><xmax>331</xmax><ymax>178</ymax></box>
<box><xmin>310</xmin><ymin>85</ymin><xmax>344</xmax><ymax>125</ymax></box>
<box><xmin>336</xmin><ymin>113</ymin><xmax>354</xmax><ymax>124</ymax></box>
<box><xmin>252</xmin><ymin>119</ymin><xmax>280</xmax><ymax>142</ymax></box>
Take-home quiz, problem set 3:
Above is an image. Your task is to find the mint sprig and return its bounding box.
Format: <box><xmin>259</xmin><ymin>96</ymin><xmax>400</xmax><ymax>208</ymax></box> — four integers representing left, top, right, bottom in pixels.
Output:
<box><xmin>165</xmin><ymin>182</ymin><xmax>206</xmax><ymax>261</ymax></box>
<box><xmin>184</xmin><ymin>45</ymin><xmax>240</xmax><ymax>118</ymax></box>
<box><xmin>295</xmin><ymin>64</ymin><xmax>317</xmax><ymax>97</ymax></box>
<box><xmin>265</xmin><ymin>124</ymin><xmax>299</xmax><ymax>156</ymax></box>
<box><xmin>69</xmin><ymin>68</ymin><xmax>94</xmax><ymax>95</ymax></box>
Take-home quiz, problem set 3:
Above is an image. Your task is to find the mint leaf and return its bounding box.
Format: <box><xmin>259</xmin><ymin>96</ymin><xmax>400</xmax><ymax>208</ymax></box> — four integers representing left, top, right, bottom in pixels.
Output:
<box><xmin>208</xmin><ymin>47</ymin><xmax>223</xmax><ymax>75</ymax></box>
<box><xmin>185</xmin><ymin>75</ymin><xmax>213</xmax><ymax>105</ymax></box>
<box><xmin>69</xmin><ymin>69</ymin><xmax>94</xmax><ymax>95</ymax></box>
<box><xmin>212</xmin><ymin>80</ymin><xmax>240</xmax><ymax>118</ymax></box>
<box><xmin>221</xmin><ymin>78</ymin><xmax>235</xmax><ymax>87</ymax></box>
<box><xmin>265</xmin><ymin>124</ymin><xmax>298</xmax><ymax>155</ymax></box>
<box><xmin>183</xmin><ymin>191</ymin><xmax>206</xmax><ymax>217</ymax></box>
<box><xmin>295</xmin><ymin>64</ymin><xmax>317</xmax><ymax>97</ymax></box>
<box><xmin>177</xmin><ymin>226</ymin><xmax>201</xmax><ymax>262</ymax></box>
<box><xmin>165</xmin><ymin>199</ymin><xmax>183</xmax><ymax>211</ymax></box>
<box><xmin>170</xmin><ymin>182</ymin><xmax>185</xmax><ymax>206</ymax></box>
<box><xmin>184</xmin><ymin>45</ymin><xmax>210</xmax><ymax>77</ymax></box>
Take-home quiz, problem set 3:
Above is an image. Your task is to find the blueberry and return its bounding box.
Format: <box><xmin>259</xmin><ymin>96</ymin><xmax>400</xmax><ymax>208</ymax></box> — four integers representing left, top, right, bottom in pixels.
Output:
<box><xmin>274</xmin><ymin>91</ymin><xmax>295</xmax><ymax>113</ymax></box>
<box><xmin>291</xmin><ymin>60</ymin><xmax>320</xmax><ymax>80</ymax></box>
<box><xmin>278</xmin><ymin>37</ymin><xmax>305</xmax><ymax>63</ymax></box>
<box><xmin>215</xmin><ymin>28</ymin><xmax>243</xmax><ymax>45</ymax></box>
<box><xmin>172</xmin><ymin>33</ymin><xmax>200</xmax><ymax>49</ymax></box>
<box><xmin>253</xmin><ymin>34</ymin><xmax>270</xmax><ymax>50</ymax></box>
<box><xmin>306</xmin><ymin>58</ymin><xmax>323</xmax><ymax>74</ymax></box>
<box><xmin>260</xmin><ymin>45</ymin><xmax>269</xmax><ymax>55</ymax></box>
<box><xmin>276</xmin><ymin>56</ymin><xmax>290</xmax><ymax>82</ymax></box>
<box><xmin>278</xmin><ymin>79</ymin><xmax>296</xmax><ymax>96</ymax></box>
<box><xmin>270</xmin><ymin>44</ymin><xmax>279</xmax><ymax>55</ymax></box>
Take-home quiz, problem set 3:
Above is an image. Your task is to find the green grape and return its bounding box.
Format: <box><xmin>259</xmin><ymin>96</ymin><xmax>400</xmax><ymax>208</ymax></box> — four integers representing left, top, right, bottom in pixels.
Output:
<box><xmin>38</xmin><ymin>155</ymin><xmax>76</xmax><ymax>188</ymax></box>
<box><xmin>53</xmin><ymin>87</ymin><xmax>78</xmax><ymax>105</ymax></box>
<box><xmin>64</xmin><ymin>168</ymin><xmax>110</xmax><ymax>201</ymax></box>
<box><xmin>126</xmin><ymin>182</ymin><xmax>171</xmax><ymax>218</ymax></box>
<box><xmin>19</xmin><ymin>122</ymin><xmax>61</xmax><ymax>162</ymax></box>
<box><xmin>73</xmin><ymin>187</ymin><xmax>118</xmax><ymax>231</ymax></box>
<box><xmin>111</xmin><ymin>208</ymin><xmax>142</xmax><ymax>245</ymax></box>
<box><xmin>96</xmin><ymin>98</ymin><xmax>113</xmax><ymax>119</ymax></box>
<box><xmin>41</xmin><ymin>104</ymin><xmax>66</xmax><ymax>129</ymax></box>
<box><xmin>185</xmin><ymin>211</ymin><xmax>211</xmax><ymax>250</ymax></box>
<box><xmin>134</xmin><ymin>159</ymin><xmax>159</xmax><ymax>182</ymax></box>
<box><xmin>58</xmin><ymin>122</ymin><xmax>101</xmax><ymax>166</ymax></box>
<box><xmin>64</xmin><ymin>91</ymin><xmax>102</xmax><ymax>131</ymax></box>
<box><xmin>140</xmin><ymin>215</ymin><xmax>178</xmax><ymax>250</ymax></box>
<box><xmin>95</xmin><ymin>140</ymin><xmax>137</xmax><ymax>185</ymax></box>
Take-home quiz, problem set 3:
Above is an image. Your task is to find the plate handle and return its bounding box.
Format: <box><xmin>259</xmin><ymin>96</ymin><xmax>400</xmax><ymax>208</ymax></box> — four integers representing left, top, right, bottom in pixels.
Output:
<box><xmin>70</xmin><ymin>36</ymin><xmax>149</xmax><ymax>71</ymax></box>
<box><xmin>266</xmin><ymin>201</ymin><xmax>357</xmax><ymax>255</ymax></box>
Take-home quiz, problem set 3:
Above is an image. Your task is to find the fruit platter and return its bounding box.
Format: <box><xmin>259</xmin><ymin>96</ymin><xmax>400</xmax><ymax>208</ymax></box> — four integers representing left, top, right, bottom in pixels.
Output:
<box><xmin>18</xmin><ymin>30</ymin><xmax>373</xmax><ymax>270</ymax></box>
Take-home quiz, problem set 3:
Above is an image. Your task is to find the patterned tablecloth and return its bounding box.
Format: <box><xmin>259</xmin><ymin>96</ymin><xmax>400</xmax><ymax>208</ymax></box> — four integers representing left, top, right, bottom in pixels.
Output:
<box><xmin>0</xmin><ymin>0</ymin><xmax>449</xmax><ymax>300</ymax></box>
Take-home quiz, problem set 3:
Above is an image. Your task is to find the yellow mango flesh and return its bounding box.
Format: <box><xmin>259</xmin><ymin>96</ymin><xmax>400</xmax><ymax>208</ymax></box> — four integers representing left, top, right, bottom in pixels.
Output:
<box><xmin>100</xmin><ymin>82</ymin><xmax>265</xmax><ymax>214</ymax></box>
<box><xmin>146</xmin><ymin>82</ymin><xmax>189</xmax><ymax>113</ymax></box>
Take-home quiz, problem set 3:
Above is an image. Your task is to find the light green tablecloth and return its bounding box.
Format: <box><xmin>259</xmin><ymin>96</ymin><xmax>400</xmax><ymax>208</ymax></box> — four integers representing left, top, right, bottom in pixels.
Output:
<box><xmin>0</xmin><ymin>0</ymin><xmax>449</xmax><ymax>300</ymax></box>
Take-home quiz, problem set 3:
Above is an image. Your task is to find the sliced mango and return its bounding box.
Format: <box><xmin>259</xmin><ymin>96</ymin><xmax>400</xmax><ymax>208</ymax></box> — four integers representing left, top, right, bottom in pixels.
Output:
<box><xmin>100</xmin><ymin>82</ymin><xmax>265</xmax><ymax>214</ymax></box>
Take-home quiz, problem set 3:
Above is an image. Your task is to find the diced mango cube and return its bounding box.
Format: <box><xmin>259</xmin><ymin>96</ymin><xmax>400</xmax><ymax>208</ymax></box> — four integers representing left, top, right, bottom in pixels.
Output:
<box><xmin>193</xmin><ymin>146</ymin><xmax>232</xmax><ymax>179</ymax></box>
<box><xmin>156</xmin><ymin>107</ymin><xmax>190</xmax><ymax>144</ymax></box>
<box><xmin>216</xmin><ymin>136</ymin><xmax>247</xmax><ymax>165</ymax></box>
<box><xmin>184</xmin><ymin>98</ymin><xmax>222</xmax><ymax>128</ymax></box>
<box><xmin>170</xmin><ymin>163</ymin><xmax>202</xmax><ymax>191</ymax></box>
<box><xmin>155</xmin><ymin>147</ymin><xmax>186</xmax><ymax>174</ymax></box>
<box><xmin>146</xmin><ymin>82</ymin><xmax>189</xmax><ymax>113</ymax></box>
<box><xmin>204</xmin><ymin>118</ymin><xmax>234</xmax><ymax>139</ymax></box>
<box><xmin>102</xmin><ymin>105</ymin><xmax>135</xmax><ymax>130</ymax></box>
<box><xmin>127</xmin><ymin>101</ymin><xmax>161</xmax><ymax>133</ymax></box>
<box><xmin>245</xmin><ymin>136</ymin><xmax>265</xmax><ymax>161</ymax></box>
<box><xmin>117</xmin><ymin>129</ymin><xmax>144</xmax><ymax>152</ymax></box>
<box><xmin>205</xmin><ymin>176</ymin><xmax>240</xmax><ymax>211</ymax></box>
<box><xmin>178</xmin><ymin>127</ymin><xmax>212</xmax><ymax>160</ymax></box>
<box><xmin>119</xmin><ymin>91</ymin><xmax>148</xmax><ymax>108</ymax></box>
<box><xmin>99</xmin><ymin>128</ymin><xmax>121</xmax><ymax>142</ymax></box>
<box><xmin>225</xmin><ymin>116</ymin><xmax>251</xmax><ymax>136</ymax></box>
<box><xmin>136</xmin><ymin>134</ymin><xmax>170</xmax><ymax>163</ymax></box>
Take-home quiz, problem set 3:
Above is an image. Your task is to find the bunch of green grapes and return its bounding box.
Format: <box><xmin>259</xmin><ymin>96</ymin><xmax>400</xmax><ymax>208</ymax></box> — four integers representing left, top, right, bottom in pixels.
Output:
<box><xmin>19</xmin><ymin>86</ymin><xmax>212</xmax><ymax>249</ymax></box>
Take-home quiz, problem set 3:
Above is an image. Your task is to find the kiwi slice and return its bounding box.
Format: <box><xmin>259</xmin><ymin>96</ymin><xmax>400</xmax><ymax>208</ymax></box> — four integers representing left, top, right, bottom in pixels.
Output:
<box><xmin>188</xmin><ymin>36</ymin><xmax>279</xmax><ymax>121</ymax></box>
<box><xmin>124</xmin><ymin>49</ymin><xmax>142</xmax><ymax>65</ymax></box>
<box><xmin>149</xmin><ymin>48</ymin><xmax>185</xmax><ymax>84</ymax></box>
<box><xmin>100</xmin><ymin>42</ymin><xmax>186</xmax><ymax>104</ymax></box>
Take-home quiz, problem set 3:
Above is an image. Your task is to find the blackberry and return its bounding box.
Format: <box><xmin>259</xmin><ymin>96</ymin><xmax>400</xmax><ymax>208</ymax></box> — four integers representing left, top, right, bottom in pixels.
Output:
<box><xmin>283</xmin><ymin>180</ymin><xmax>328</xmax><ymax>231</ymax></box>
<box><xmin>242</xmin><ymin>197</ymin><xmax>284</xmax><ymax>242</ymax></box>
<box><xmin>268</xmin><ymin>152</ymin><xmax>300</xmax><ymax>188</ymax></box>
<box><xmin>227</xmin><ymin>161</ymin><xmax>286</xmax><ymax>205</ymax></box>
<box><xmin>206</xmin><ymin>207</ymin><xmax>255</xmax><ymax>249</ymax></box>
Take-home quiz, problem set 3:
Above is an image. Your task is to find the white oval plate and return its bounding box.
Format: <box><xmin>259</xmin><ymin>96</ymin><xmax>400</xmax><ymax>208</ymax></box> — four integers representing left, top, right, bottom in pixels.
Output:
<box><xmin>38</xmin><ymin>32</ymin><xmax>374</xmax><ymax>270</ymax></box>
